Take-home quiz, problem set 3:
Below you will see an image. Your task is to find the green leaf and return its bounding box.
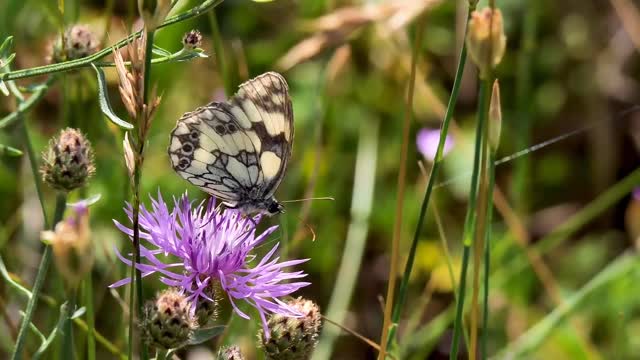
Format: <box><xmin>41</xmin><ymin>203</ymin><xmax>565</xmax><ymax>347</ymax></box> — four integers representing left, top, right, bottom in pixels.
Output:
<box><xmin>0</xmin><ymin>36</ymin><xmax>13</xmax><ymax>58</ymax></box>
<box><xmin>2</xmin><ymin>52</ymin><xmax>16</xmax><ymax>67</ymax></box>
<box><xmin>187</xmin><ymin>326</ymin><xmax>225</xmax><ymax>345</ymax></box>
<box><xmin>71</xmin><ymin>306</ymin><xmax>86</xmax><ymax>319</ymax></box>
<box><xmin>152</xmin><ymin>45</ymin><xmax>172</xmax><ymax>57</ymax></box>
<box><xmin>91</xmin><ymin>64</ymin><xmax>134</xmax><ymax>129</ymax></box>
<box><xmin>0</xmin><ymin>144</ymin><xmax>23</xmax><ymax>156</ymax></box>
<box><xmin>0</xmin><ymin>80</ymin><xmax>8</xmax><ymax>96</ymax></box>
<box><xmin>33</xmin><ymin>302</ymin><xmax>68</xmax><ymax>360</ymax></box>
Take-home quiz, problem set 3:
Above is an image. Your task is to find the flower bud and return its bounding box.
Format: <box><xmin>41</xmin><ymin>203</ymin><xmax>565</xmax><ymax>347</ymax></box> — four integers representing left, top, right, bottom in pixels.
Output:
<box><xmin>195</xmin><ymin>283</ymin><xmax>219</xmax><ymax>326</ymax></box>
<box><xmin>259</xmin><ymin>297</ymin><xmax>322</xmax><ymax>360</ymax></box>
<box><xmin>218</xmin><ymin>345</ymin><xmax>245</xmax><ymax>360</ymax></box>
<box><xmin>182</xmin><ymin>30</ymin><xmax>203</xmax><ymax>50</ymax></box>
<box><xmin>41</xmin><ymin>128</ymin><xmax>95</xmax><ymax>192</ymax></box>
<box><xmin>488</xmin><ymin>79</ymin><xmax>502</xmax><ymax>152</ymax></box>
<box><xmin>466</xmin><ymin>7</ymin><xmax>506</xmax><ymax>78</ymax></box>
<box><xmin>51</xmin><ymin>25</ymin><xmax>100</xmax><ymax>63</ymax></box>
<box><xmin>141</xmin><ymin>288</ymin><xmax>197</xmax><ymax>350</ymax></box>
<box><xmin>41</xmin><ymin>202</ymin><xmax>93</xmax><ymax>289</ymax></box>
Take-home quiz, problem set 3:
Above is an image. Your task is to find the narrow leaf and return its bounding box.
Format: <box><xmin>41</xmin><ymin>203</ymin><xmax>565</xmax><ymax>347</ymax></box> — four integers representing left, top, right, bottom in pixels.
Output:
<box><xmin>187</xmin><ymin>326</ymin><xmax>225</xmax><ymax>345</ymax></box>
<box><xmin>33</xmin><ymin>302</ymin><xmax>68</xmax><ymax>360</ymax></box>
<box><xmin>152</xmin><ymin>45</ymin><xmax>172</xmax><ymax>57</ymax></box>
<box><xmin>71</xmin><ymin>306</ymin><xmax>86</xmax><ymax>319</ymax></box>
<box><xmin>0</xmin><ymin>80</ymin><xmax>8</xmax><ymax>96</ymax></box>
<box><xmin>91</xmin><ymin>64</ymin><xmax>134</xmax><ymax>129</ymax></box>
<box><xmin>0</xmin><ymin>36</ymin><xmax>13</xmax><ymax>57</ymax></box>
<box><xmin>0</xmin><ymin>144</ymin><xmax>23</xmax><ymax>156</ymax></box>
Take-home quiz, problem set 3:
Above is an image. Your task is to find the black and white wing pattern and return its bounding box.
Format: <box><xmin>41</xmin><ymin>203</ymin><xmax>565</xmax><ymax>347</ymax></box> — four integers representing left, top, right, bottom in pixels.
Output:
<box><xmin>168</xmin><ymin>72</ymin><xmax>294</xmax><ymax>215</ymax></box>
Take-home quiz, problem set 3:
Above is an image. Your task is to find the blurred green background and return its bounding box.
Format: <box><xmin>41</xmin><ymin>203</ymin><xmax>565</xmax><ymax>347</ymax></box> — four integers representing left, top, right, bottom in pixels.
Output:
<box><xmin>1</xmin><ymin>0</ymin><xmax>640</xmax><ymax>359</ymax></box>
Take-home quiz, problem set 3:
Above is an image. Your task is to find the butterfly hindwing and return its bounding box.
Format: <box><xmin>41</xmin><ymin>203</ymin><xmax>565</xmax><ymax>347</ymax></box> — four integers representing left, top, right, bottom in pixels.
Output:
<box><xmin>169</xmin><ymin>72</ymin><xmax>293</xmax><ymax>210</ymax></box>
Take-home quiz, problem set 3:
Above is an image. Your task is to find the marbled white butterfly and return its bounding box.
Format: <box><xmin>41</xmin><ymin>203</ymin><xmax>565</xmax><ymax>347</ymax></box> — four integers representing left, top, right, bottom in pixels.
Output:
<box><xmin>168</xmin><ymin>72</ymin><xmax>293</xmax><ymax>216</ymax></box>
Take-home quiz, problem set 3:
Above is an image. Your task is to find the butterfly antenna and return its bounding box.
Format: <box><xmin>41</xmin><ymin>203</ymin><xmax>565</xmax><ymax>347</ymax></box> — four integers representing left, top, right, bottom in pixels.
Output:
<box><xmin>280</xmin><ymin>197</ymin><xmax>335</xmax><ymax>203</ymax></box>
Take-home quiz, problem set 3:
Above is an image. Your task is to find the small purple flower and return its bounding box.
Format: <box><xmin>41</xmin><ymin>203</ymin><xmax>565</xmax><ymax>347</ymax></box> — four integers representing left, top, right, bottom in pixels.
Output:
<box><xmin>634</xmin><ymin>187</ymin><xmax>640</xmax><ymax>202</ymax></box>
<box><xmin>111</xmin><ymin>191</ymin><xmax>310</xmax><ymax>336</ymax></box>
<box><xmin>416</xmin><ymin>128</ymin><xmax>454</xmax><ymax>161</ymax></box>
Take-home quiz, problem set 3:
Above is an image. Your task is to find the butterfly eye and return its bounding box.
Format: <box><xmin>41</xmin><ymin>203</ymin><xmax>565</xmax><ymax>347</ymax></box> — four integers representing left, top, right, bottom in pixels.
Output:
<box><xmin>227</xmin><ymin>124</ymin><xmax>237</xmax><ymax>133</ymax></box>
<box><xmin>182</xmin><ymin>143</ymin><xmax>194</xmax><ymax>154</ymax></box>
<box><xmin>214</xmin><ymin>125</ymin><xmax>226</xmax><ymax>135</ymax></box>
<box><xmin>178</xmin><ymin>158</ymin><xmax>189</xmax><ymax>170</ymax></box>
<box><xmin>189</xmin><ymin>131</ymin><xmax>199</xmax><ymax>140</ymax></box>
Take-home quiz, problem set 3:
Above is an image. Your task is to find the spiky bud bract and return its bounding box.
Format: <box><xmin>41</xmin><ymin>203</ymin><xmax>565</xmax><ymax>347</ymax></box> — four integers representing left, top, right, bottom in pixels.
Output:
<box><xmin>141</xmin><ymin>288</ymin><xmax>197</xmax><ymax>350</ymax></box>
<box><xmin>259</xmin><ymin>297</ymin><xmax>322</xmax><ymax>360</ymax></box>
<box><xmin>218</xmin><ymin>345</ymin><xmax>245</xmax><ymax>360</ymax></box>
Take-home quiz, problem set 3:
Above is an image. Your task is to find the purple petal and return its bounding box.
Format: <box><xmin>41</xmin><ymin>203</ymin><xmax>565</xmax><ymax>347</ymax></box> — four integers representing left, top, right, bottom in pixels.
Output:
<box><xmin>416</xmin><ymin>128</ymin><xmax>454</xmax><ymax>161</ymax></box>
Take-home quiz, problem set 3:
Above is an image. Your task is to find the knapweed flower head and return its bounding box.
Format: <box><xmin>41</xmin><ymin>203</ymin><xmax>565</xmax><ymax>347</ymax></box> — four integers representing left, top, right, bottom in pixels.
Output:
<box><xmin>111</xmin><ymin>192</ymin><xmax>310</xmax><ymax>337</ymax></box>
<box><xmin>218</xmin><ymin>345</ymin><xmax>245</xmax><ymax>360</ymax></box>
<box><xmin>50</xmin><ymin>24</ymin><xmax>100</xmax><ymax>63</ymax></box>
<box><xmin>182</xmin><ymin>30</ymin><xmax>203</xmax><ymax>50</ymax></box>
<box><xmin>259</xmin><ymin>297</ymin><xmax>322</xmax><ymax>360</ymax></box>
<box><xmin>416</xmin><ymin>128</ymin><xmax>454</xmax><ymax>162</ymax></box>
<box><xmin>141</xmin><ymin>288</ymin><xmax>196</xmax><ymax>350</ymax></box>
<box><xmin>41</xmin><ymin>128</ymin><xmax>95</xmax><ymax>192</ymax></box>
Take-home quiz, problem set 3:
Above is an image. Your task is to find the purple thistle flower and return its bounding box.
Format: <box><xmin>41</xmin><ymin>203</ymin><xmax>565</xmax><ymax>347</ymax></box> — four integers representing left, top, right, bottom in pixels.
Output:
<box><xmin>110</xmin><ymin>191</ymin><xmax>310</xmax><ymax>337</ymax></box>
<box><xmin>416</xmin><ymin>128</ymin><xmax>454</xmax><ymax>161</ymax></box>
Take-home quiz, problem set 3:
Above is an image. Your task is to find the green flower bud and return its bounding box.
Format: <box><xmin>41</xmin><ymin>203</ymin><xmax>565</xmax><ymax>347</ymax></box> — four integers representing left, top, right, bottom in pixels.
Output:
<box><xmin>259</xmin><ymin>297</ymin><xmax>322</xmax><ymax>360</ymax></box>
<box><xmin>41</xmin><ymin>128</ymin><xmax>95</xmax><ymax>192</ymax></box>
<box><xmin>218</xmin><ymin>345</ymin><xmax>245</xmax><ymax>360</ymax></box>
<box><xmin>141</xmin><ymin>288</ymin><xmax>197</xmax><ymax>350</ymax></box>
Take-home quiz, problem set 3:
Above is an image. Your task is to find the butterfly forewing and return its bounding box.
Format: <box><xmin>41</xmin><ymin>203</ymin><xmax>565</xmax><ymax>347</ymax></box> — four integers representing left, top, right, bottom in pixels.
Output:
<box><xmin>169</xmin><ymin>72</ymin><xmax>293</xmax><ymax>211</ymax></box>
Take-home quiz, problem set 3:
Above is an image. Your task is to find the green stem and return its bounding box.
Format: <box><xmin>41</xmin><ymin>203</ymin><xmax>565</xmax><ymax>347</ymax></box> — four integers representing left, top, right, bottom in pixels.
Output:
<box><xmin>84</xmin><ymin>274</ymin><xmax>95</xmax><ymax>360</ymax></box>
<box><xmin>450</xmin><ymin>77</ymin><xmax>491</xmax><ymax>360</ymax></box>
<box><xmin>481</xmin><ymin>153</ymin><xmax>496</xmax><ymax>360</ymax></box>
<box><xmin>156</xmin><ymin>349</ymin><xmax>168</xmax><ymax>360</ymax></box>
<box><xmin>18</xmin><ymin>121</ymin><xmax>49</xmax><ymax>226</ymax></box>
<box><xmin>512</xmin><ymin>1</ymin><xmax>538</xmax><ymax>213</ymax></box>
<box><xmin>0</xmin><ymin>0</ymin><xmax>223</xmax><ymax>81</ymax></box>
<box><xmin>142</xmin><ymin>30</ymin><xmax>154</xmax><ymax>104</ymax></box>
<box><xmin>208</xmin><ymin>9</ymin><xmax>232</xmax><ymax>96</ymax></box>
<box><xmin>1</xmin><ymin>77</ymin><xmax>57</xmax><ymax>129</ymax></box>
<box><xmin>62</xmin><ymin>289</ymin><xmax>77</xmax><ymax>360</ymax></box>
<box><xmin>11</xmin><ymin>193</ymin><xmax>67</xmax><ymax>360</ymax></box>
<box><xmin>388</xmin><ymin>2</ymin><xmax>475</xmax><ymax>348</ymax></box>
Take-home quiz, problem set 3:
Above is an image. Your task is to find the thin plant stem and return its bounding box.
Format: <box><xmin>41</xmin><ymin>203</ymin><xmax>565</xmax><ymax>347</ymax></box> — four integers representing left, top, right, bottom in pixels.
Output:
<box><xmin>450</xmin><ymin>78</ymin><xmax>491</xmax><ymax>360</ymax></box>
<box><xmin>84</xmin><ymin>274</ymin><xmax>96</xmax><ymax>360</ymax></box>
<box><xmin>11</xmin><ymin>193</ymin><xmax>67</xmax><ymax>360</ymax></box>
<box><xmin>388</xmin><ymin>1</ymin><xmax>476</xmax><ymax>348</ymax></box>
<box><xmin>512</xmin><ymin>0</ymin><xmax>538</xmax><ymax>212</ymax></box>
<box><xmin>470</xmin><ymin>93</ymin><xmax>490</xmax><ymax>360</ymax></box>
<box><xmin>19</xmin><ymin>121</ymin><xmax>49</xmax><ymax>227</ymax></box>
<box><xmin>208</xmin><ymin>9</ymin><xmax>232</xmax><ymax>96</ymax></box>
<box><xmin>62</xmin><ymin>289</ymin><xmax>77</xmax><ymax>360</ymax></box>
<box><xmin>0</xmin><ymin>0</ymin><xmax>224</xmax><ymax>81</ymax></box>
<box><xmin>481</xmin><ymin>152</ymin><xmax>496</xmax><ymax>359</ymax></box>
<box><xmin>377</xmin><ymin>17</ymin><xmax>424</xmax><ymax>360</ymax></box>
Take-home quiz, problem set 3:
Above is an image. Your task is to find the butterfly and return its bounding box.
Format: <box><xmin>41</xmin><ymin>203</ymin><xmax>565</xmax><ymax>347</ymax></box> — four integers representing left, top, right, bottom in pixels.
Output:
<box><xmin>168</xmin><ymin>72</ymin><xmax>294</xmax><ymax>216</ymax></box>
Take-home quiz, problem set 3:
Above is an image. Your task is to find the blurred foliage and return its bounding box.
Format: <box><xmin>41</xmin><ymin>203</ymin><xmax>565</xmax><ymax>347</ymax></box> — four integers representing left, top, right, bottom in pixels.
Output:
<box><xmin>1</xmin><ymin>0</ymin><xmax>640</xmax><ymax>359</ymax></box>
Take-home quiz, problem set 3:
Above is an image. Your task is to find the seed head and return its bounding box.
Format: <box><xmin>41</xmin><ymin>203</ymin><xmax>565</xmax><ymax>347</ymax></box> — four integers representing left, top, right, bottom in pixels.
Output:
<box><xmin>218</xmin><ymin>345</ymin><xmax>245</xmax><ymax>360</ymax></box>
<box><xmin>141</xmin><ymin>288</ymin><xmax>197</xmax><ymax>350</ymax></box>
<box><xmin>51</xmin><ymin>25</ymin><xmax>100</xmax><ymax>63</ymax></box>
<box><xmin>182</xmin><ymin>30</ymin><xmax>203</xmax><ymax>50</ymax></box>
<box><xmin>41</xmin><ymin>201</ymin><xmax>93</xmax><ymax>289</ymax></box>
<box><xmin>259</xmin><ymin>297</ymin><xmax>322</xmax><ymax>360</ymax></box>
<box><xmin>466</xmin><ymin>7</ymin><xmax>506</xmax><ymax>78</ymax></box>
<box><xmin>41</xmin><ymin>128</ymin><xmax>95</xmax><ymax>192</ymax></box>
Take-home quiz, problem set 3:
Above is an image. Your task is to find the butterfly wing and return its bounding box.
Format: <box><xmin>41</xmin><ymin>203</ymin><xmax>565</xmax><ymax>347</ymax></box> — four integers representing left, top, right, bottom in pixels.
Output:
<box><xmin>168</xmin><ymin>72</ymin><xmax>293</xmax><ymax>205</ymax></box>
